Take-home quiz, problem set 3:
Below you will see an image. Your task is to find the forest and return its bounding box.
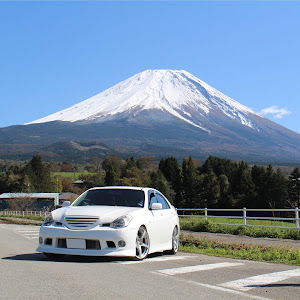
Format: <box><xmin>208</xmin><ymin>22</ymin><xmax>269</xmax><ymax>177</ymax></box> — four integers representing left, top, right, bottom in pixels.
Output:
<box><xmin>0</xmin><ymin>154</ymin><xmax>299</xmax><ymax>210</ymax></box>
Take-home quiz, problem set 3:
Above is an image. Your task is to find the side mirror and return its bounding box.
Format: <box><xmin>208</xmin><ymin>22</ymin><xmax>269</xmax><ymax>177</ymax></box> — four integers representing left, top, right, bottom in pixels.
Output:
<box><xmin>150</xmin><ymin>203</ymin><xmax>162</xmax><ymax>210</ymax></box>
<box><xmin>62</xmin><ymin>201</ymin><xmax>71</xmax><ymax>207</ymax></box>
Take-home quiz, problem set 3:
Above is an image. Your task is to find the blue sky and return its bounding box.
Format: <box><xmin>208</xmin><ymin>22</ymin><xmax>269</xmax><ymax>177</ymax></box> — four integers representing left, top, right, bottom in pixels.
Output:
<box><xmin>0</xmin><ymin>1</ymin><xmax>299</xmax><ymax>133</ymax></box>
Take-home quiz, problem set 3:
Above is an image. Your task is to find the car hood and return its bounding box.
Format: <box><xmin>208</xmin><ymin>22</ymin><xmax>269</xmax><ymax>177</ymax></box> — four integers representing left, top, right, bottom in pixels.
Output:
<box><xmin>53</xmin><ymin>205</ymin><xmax>142</xmax><ymax>224</ymax></box>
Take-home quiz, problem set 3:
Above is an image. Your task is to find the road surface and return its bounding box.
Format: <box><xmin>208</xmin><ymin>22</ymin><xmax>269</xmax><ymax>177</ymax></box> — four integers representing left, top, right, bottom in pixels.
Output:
<box><xmin>1</xmin><ymin>223</ymin><xmax>300</xmax><ymax>300</ymax></box>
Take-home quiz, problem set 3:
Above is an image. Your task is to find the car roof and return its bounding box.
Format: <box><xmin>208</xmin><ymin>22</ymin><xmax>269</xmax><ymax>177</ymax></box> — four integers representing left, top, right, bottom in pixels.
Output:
<box><xmin>89</xmin><ymin>186</ymin><xmax>152</xmax><ymax>192</ymax></box>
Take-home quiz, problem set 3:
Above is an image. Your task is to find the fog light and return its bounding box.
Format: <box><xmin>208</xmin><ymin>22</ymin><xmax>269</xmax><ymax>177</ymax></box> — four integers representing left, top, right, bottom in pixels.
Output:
<box><xmin>118</xmin><ymin>240</ymin><xmax>126</xmax><ymax>247</ymax></box>
<box><xmin>39</xmin><ymin>236</ymin><xmax>43</xmax><ymax>244</ymax></box>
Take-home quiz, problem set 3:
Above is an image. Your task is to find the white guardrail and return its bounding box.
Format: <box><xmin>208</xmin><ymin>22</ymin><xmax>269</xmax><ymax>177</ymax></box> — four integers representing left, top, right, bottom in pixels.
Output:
<box><xmin>1</xmin><ymin>208</ymin><xmax>300</xmax><ymax>230</ymax></box>
<box><xmin>177</xmin><ymin>207</ymin><xmax>300</xmax><ymax>230</ymax></box>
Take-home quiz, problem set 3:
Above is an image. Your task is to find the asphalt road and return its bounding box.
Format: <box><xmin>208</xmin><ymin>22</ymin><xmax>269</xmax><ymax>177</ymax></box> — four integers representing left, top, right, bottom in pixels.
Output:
<box><xmin>1</xmin><ymin>223</ymin><xmax>300</xmax><ymax>300</ymax></box>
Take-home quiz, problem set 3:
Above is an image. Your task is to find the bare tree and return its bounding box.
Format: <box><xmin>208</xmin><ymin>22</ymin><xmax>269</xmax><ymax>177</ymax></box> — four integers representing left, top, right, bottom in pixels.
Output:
<box><xmin>8</xmin><ymin>197</ymin><xmax>36</xmax><ymax>211</ymax></box>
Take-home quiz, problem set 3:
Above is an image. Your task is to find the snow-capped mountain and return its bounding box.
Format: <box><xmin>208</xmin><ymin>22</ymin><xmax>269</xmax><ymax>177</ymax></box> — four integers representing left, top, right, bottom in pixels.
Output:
<box><xmin>28</xmin><ymin>69</ymin><xmax>261</xmax><ymax>133</ymax></box>
<box><xmin>1</xmin><ymin>69</ymin><xmax>300</xmax><ymax>163</ymax></box>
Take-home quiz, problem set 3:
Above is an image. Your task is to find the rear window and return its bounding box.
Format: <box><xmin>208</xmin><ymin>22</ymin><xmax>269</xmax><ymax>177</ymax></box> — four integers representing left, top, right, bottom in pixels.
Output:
<box><xmin>73</xmin><ymin>189</ymin><xmax>145</xmax><ymax>208</ymax></box>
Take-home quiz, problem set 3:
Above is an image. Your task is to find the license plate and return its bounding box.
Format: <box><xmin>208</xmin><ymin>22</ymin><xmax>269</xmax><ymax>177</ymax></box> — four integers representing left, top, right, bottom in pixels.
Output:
<box><xmin>66</xmin><ymin>239</ymin><xmax>86</xmax><ymax>249</ymax></box>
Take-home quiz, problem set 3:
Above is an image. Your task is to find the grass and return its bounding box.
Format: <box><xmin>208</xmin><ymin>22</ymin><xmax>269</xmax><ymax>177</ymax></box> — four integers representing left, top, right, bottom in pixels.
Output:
<box><xmin>52</xmin><ymin>171</ymin><xmax>96</xmax><ymax>180</ymax></box>
<box><xmin>180</xmin><ymin>234</ymin><xmax>300</xmax><ymax>265</ymax></box>
<box><xmin>0</xmin><ymin>214</ymin><xmax>45</xmax><ymax>221</ymax></box>
<box><xmin>180</xmin><ymin>217</ymin><xmax>300</xmax><ymax>240</ymax></box>
<box><xmin>0</xmin><ymin>215</ymin><xmax>43</xmax><ymax>225</ymax></box>
<box><xmin>197</xmin><ymin>216</ymin><xmax>296</xmax><ymax>228</ymax></box>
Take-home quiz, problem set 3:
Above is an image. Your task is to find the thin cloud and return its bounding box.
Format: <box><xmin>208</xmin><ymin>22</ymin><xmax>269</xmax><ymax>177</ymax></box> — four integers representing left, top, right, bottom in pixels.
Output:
<box><xmin>260</xmin><ymin>106</ymin><xmax>291</xmax><ymax>119</ymax></box>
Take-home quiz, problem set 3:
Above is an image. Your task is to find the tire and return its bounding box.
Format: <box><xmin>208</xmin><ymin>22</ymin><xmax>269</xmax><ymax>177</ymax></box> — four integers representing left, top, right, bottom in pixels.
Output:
<box><xmin>165</xmin><ymin>226</ymin><xmax>179</xmax><ymax>255</ymax></box>
<box><xmin>135</xmin><ymin>226</ymin><xmax>150</xmax><ymax>260</ymax></box>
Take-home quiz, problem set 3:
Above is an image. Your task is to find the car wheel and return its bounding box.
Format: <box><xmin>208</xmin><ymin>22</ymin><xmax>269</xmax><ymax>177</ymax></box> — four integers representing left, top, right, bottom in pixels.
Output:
<box><xmin>135</xmin><ymin>226</ymin><xmax>150</xmax><ymax>260</ymax></box>
<box><xmin>43</xmin><ymin>252</ymin><xmax>65</xmax><ymax>260</ymax></box>
<box><xmin>166</xmin><ymin>226</ymin><xmax>179</xmax><ymax>255</ymax></box>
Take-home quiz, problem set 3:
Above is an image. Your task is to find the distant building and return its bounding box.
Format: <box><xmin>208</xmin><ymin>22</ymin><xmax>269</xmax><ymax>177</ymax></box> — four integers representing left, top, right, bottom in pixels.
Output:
<box><xmin>59</xmin><ymin>192</ymin><xmax>79</xmax><ymax>205</ymax></box>
<box><xmin>0</xmin><ymin>192</ymin><xmax>81</xmax><ymax>211</ymax></box>
<box><xmin>72</xmin><ymin>180</ymin><xmax>85</xmax><ymax>188</ymax></box>
<box><xmin>0</xmin><ymin>193</ymin><xmax>59</xmax><ymax>210</ymax></box>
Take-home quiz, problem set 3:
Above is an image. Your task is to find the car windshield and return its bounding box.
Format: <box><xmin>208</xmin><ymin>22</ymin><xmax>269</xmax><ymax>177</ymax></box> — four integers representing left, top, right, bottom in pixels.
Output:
<box><xmin>73</xmin><ymin>189</ymin><xmax>145</xmax><ymax>208</ymax></box>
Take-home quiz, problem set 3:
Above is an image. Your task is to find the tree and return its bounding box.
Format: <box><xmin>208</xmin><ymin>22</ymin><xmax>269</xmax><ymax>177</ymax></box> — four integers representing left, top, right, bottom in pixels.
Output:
<box><xmin>89</xmin><ymin>157</ymin><xmax>102</xmax><ymax>172</ymax></box>
<box><xmin>159</xmin><ymin>157</ymin><xmax>183</xmax><ymax>207</ymax></box>
<box><xmin>231</xmin><ymin>161</ymin><xmax>255</xmax><ymax>208</ymax></box>
<box><xmin>79</xmin><ymin>172</ymin><xmax>105</xmax><ymax>189</ymax></box>
<box><xmin>201</xmin><ymin>170</ymin><xmax>220</xmax><ymax>207</ymax></box>
<box><xmin>104</xmin><ymin>162</ymin><xmax>120</xmax><ymax>186</ymax></box>
<box><xmin>8</xmin><ymin>197</ymin><xmax>36</xmax><ymax>211</ymax></box>
<box><xmin>136</xmin><ymin>156</ymin><xmax>156</xmax><ymax>172</ymax></box>
<box><xmin>150</xmin><ymin>170</ymin><xmax>173</xmax><ymax>202</ymax></box>
<box><xmin>102</xmin><ymin>155</ymin><xmax>124</xmax><ymax>172</ymax></box>
<box><xmin>288</xmin><ymin>167</ymin><xmax>300</xmax><ymax>208</ymax></box>
<box><xmin>24</xmin><ymin>155</ymin><xmax>54</xmax><ymax>192</ymax></box>
<box><xmin>182</xmin><ymin>157</ymin><xmax>200</xmax><ymax>208</ymax></box>
<box><xmin>270</xmin><ymin>168</ymin><xmax>288</xmax><ymax>210</ymax></box>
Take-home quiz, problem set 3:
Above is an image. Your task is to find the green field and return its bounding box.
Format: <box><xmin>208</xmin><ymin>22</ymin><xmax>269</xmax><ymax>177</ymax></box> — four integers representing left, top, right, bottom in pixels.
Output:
<box><xmin>52</xmin><ymin>171</ymin><xmax>96</xmax><ymax>180</ymax></box>
<box><xmin>180</xmin><ymin>216</ymin><xmax>296</xmax><ymax>228</ymax></box>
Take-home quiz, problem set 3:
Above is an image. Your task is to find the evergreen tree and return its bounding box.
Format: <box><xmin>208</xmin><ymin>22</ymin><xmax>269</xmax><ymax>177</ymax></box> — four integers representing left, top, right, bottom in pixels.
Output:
<box><xmin>24</xmin><ymin>155</ymin><xmax>53</xmax><ymax>192</ymax></box>
<box><xmin>159</xmin><ymin>157</ymin><xmax>183</xmax><ymax>207</ymax></box>
<box><xmin>231</xmin><ymin>161</ymin><xmax>255</xmax><ymax>208</ymax></box>
<box><xmin>150</xmin><ymin>170</ymin><xmax>173</xmax><ymax>202</ymax></box>
<box><xmin>182</xmin><ymin>156</ymin><xmax>200</xmax><ymax>207</ymax></box>
<box><xmin>104</xmin><ymin>162</ymin><xmax>120</xmax><ymax>186</ymax></box>
<box><xmin>270</xmin><ymin>168</ymin><xmax>288</xmax><ymax>210</ymax></box>
<box><xmin>201</xmin><ymin>170</ymin><xmax>220</xmax><ymax>207</ymax></box>
<box><xmin>288</xmin><ymin>167</ymin><xmax>300</xmax><ymax>207</ymax></box>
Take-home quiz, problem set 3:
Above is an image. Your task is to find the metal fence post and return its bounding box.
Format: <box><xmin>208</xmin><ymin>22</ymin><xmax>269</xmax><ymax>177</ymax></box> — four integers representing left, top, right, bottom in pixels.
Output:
<box><xmin>295</xmin><ymin>207</ymin><xmax>299</xmax><ymax>231</ymax></box>
<box><xmin>205</xmin><ymin>207</ymin><xmax>208</xmax><ymax>220</ymax></box>
<box><xmin>243</xmin><ymin>207</ymin><xmax>247</xmax><ymax>227</ymax></box>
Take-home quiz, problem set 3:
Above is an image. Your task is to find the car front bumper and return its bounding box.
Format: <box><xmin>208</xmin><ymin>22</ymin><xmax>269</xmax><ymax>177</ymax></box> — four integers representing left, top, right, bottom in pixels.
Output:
<box><xmin>36</xmin><ymin>224</ymin><xmax>137</xmax><ymax>257</ymax></box>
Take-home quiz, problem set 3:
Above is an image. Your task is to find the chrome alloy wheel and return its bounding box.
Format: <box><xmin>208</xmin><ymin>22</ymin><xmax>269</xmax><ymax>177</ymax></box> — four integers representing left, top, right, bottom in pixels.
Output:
<box><xmin>135</xmin><ymin>226</ymin><xmax>150</xmax><ymax>260</ymax></box>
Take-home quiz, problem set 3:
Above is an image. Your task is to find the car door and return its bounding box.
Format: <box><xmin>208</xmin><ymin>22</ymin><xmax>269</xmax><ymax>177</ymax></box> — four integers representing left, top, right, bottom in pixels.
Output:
<box><xmin>148</xmin><ymin>191</ymin><xmax>172</xmax><ymax>248</ymax></box>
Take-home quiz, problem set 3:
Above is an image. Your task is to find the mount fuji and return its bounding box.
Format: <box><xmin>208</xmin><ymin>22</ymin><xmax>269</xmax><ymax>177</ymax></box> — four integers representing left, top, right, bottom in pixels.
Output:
<box><xmin>1</xmin><ymin>69</ymin><xmax>300</xmax><ymax>163</ymax></box>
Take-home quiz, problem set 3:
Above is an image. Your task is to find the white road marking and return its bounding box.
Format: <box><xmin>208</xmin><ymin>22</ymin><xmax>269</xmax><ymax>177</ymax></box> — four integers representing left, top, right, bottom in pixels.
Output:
<box><xmin>24</xmin><ymin>233</ymin><xmax>39</xmax><ymax>235</ymax></box>
<box><xmin>17</xmin><ymin>230</ymin><xmax>39</xmax><ymax>233</ymax></box>
<box><xmin>156</xmin><ymin>262</ymin><xmax>244</xmax><ymax>275</ymax></box>
<box><xmin>118</xmin><ymin>255</ymin><xmax>195</xmax><ymax>264</ymax></box>
<box><xmin>154</xmin><ymin>271</ymin><xmax>270</xmax><ymax>300</ymax></box>
<box><xmin>220</xmin><ymin>268</ymin><xmax>300</xmax><ymax>291</ymax></box>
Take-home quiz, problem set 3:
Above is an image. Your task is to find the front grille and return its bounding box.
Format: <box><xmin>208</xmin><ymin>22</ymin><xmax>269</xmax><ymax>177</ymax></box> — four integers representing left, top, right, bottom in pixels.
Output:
<box><xmin>57</xmin><ymin>238</ymin><xmax>101</xmax><ymax>249</ymax></box>
<box><xmin>45</xmin><ymin>238</ymin><xmax>52</xmax><ymax>245</ymax></box>
<box><xmin>65</xmin><ymin>216</ymin><xmax>99</xmax><ymax>230</ymax></box>
<box><xmin>86</xmin><ymin>240</ymin><xmax>101</xmax><ymax>249</ymax></box>
<box><xmin>58</xmin><ymin>238</ymin><xmax>67</xmax><ymax>248</ymax></box>
<box><xmin>106</xmin><ymin>241</ymin><xmax>116</xmax><ymax>248</ymax></box>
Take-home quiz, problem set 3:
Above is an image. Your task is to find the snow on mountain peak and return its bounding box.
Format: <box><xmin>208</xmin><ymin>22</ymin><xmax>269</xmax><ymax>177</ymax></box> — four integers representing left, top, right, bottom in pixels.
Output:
<box><xmin>27</xmin><ymin>69</ymin><xmax>260</xmax><ymax>131</ymax></box>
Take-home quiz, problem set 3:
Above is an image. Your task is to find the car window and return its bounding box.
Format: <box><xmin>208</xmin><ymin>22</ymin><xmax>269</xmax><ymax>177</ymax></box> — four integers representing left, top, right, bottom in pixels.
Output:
<box><xmin>155</xmin><ymin>193</ymin><xmax>170</xmax><ymax>209</ymax></box>
<box><xmin>148</xmin><ymin>192</ymin><xmax>157</xmax><ymax>208</ymax></box>
<box><xmin>73</xmin><ymin>189</ymin><xmax>145</xmax><ymax>207</ymax></box>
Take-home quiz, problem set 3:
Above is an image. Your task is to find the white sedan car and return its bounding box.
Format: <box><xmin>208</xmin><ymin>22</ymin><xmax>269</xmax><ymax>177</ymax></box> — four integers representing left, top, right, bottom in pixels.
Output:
<box><xmin>37</xmin><ymin>186</ymin><xmax>180</xmax><ymax>260</ymax></box>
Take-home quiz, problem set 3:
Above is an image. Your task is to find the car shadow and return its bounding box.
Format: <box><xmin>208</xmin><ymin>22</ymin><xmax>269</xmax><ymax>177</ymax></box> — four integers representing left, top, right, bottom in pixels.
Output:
<box><xmin>2</xmin><ymin>252</ymin><xmax>166</xmax><ymax>263</ymax></box>
<box><xmin>247</xmin><ymin>283</ymin><xmax>300</xmax><ymax>288</ymax></box>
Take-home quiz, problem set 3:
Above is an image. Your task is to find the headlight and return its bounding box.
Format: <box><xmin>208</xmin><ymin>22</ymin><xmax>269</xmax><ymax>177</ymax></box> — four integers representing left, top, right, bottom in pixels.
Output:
<box><xmin>43</xmin><ymin>213</ymin><xmax>54</xmax><ymax>226</ymax></box>
<box><xmin>110</xmin><ymin>215</ymin><xmax>133</xmax><ymax>229</ymax></box>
